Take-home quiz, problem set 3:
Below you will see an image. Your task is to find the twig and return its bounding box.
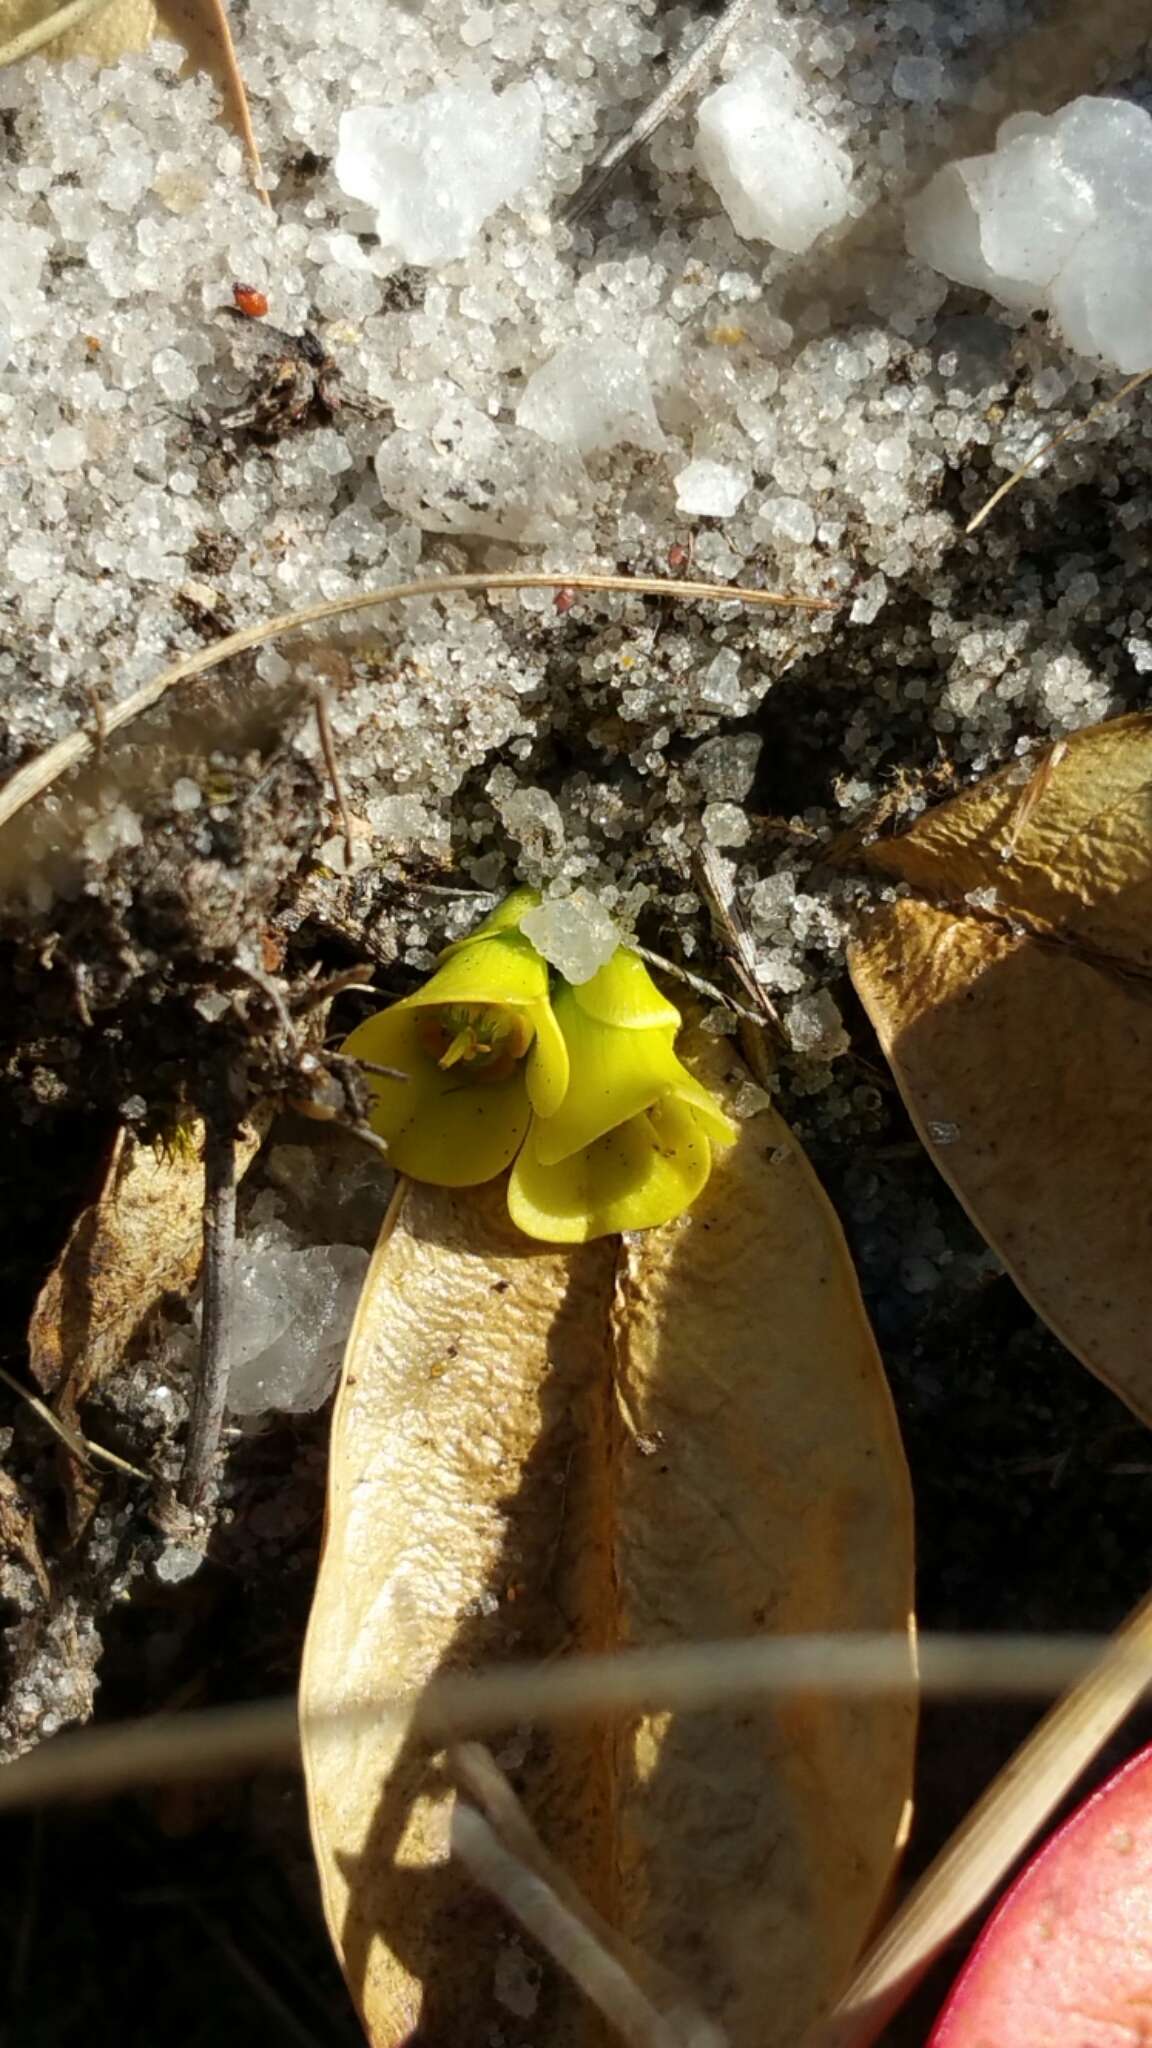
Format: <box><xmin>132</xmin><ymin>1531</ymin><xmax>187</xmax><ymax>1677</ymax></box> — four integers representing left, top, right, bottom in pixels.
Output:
<box><xmin>177</xmin><ymin>1118</ymin><xmax>238</xmax><ymax>1515</ymax></box>
<box><xmin>817</xmin><ymin>1583</ymin><xmax>1152</xmax><ymax>2047</ymax></box>
<box><xmin>295</xmin><ymin>964</ymin><xmax>380</xmax><ymax>1013</ymax></box>
<box><xmin>0</xmin><ymin>0</ymin><xmax>116</xmax><ymax>66</ymax></box>
<box><xmin>0</xmin><ymin>1363</ymin><xmax>152</xmax><ymax>1484</ymax></box>
<box><xmin>566</xmin><ymin>0</ymin><xmax>754</xmax><ymax>222</ymax></box>
<box><xmin>0</xmin><ymin>571</ymin><xmax>835</xmax><ymax>832</ymax></box>
<box><xmin>311</xmin><ymin>683</ymin><xmax>356</xmax><ymax>870</ymax></box>
<box><xmin>691</xmin><ymin>846</ymin><xmax>782</xmax><ymax>1056</ymax></box>
<box><xmin>6</xmin><ymin>1629</ymin><xmax>1148</xmax><ymax>1813</ymax></box>
<box><xmin>198</xmin><ymin>0</ymin><xmax>271</xmax><ymax>205</ymax></box>
<box><xmin>966</xmin><ymin>367</ymin><xmax>1152</xmax><ymax>534</ymax></box>
<box><xmin>450</xmin><ymin>1743</ymin><xmax>722</xmax><ymax>2048</ymax></box>
<box><xmin>633</xmin><ymin>944</ymin><xmax>763</xmax><ymax>1028</ymax></box>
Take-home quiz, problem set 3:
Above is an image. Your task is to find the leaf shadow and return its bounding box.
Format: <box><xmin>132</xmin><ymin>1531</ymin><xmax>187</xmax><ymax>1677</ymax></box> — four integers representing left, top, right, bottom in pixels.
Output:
<box><xmin>329</xmin><ymin>1205</ymin><xmax>619</xmax><ymax>2047</ymax></box>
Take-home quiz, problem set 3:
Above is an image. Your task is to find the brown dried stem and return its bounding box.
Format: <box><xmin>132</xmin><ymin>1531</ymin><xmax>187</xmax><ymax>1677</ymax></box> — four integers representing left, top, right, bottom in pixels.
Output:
<box><xmin>0</xmin><ymin>571</ymin><xmax>834</xmax><ymax>832</ymax></box>
<box><xmin>177</xmin><ymin>1116</ymin><xmax>238</xmax><ymax>1515</ymax></box>
<box><xmin>966</xmin><ymin>367</ymin><xmax>1152</xmax><ymax>534</ymax></box>
<box><xmin>566</xmin><ymin>0</ymin><xmax>754</xmax><ymax>222</ymax></box>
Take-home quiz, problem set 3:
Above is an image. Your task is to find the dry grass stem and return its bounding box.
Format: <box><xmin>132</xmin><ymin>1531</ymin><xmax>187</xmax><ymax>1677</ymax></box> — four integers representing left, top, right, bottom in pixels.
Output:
<box><xmin>450</xmin><ymin>1743</ymin><xmax>721</xmax><ymax>2048</ymax></box>
<box><xmin>310</xmin><ymin>682</ymin><xmax>356</xmax><ymax>869</ymax></box>
<box><xmin>177</xmin><ymin>1117</ymin><xmax>237</xmax><ymax>1514</ymax></box>
<box><xmin>817</xmin><ymin>1584</ymin><xmax>1152</xmax><ymax>2046</ymax></box>
<box><xmin>197</xmin><ymin>0</ymin><xmax>270</xmax><ymax>203</ymax></box>
<box><xmin>0</xmin><ymin>571</ymin><xmax>834</xmax><ymax>831</ymax></box>
<box><xmin>566</xmin><ymin>0</ymin><xmax>753</xmax><ymax>222</ymax></box>
<box><xmin>0</xmin><ymin>1363</ymin><xmax>152</xmax><ymax>1483</ymax></box>
<box><xmin>2</xmin><ymin>1629</ymin><xmax>1146</xmax><ymax>1813</ymax></box>
<box><xmin>966</xmin><ymin>368</ymin><xmax>1152</xmax><ymax>534</ymax></box>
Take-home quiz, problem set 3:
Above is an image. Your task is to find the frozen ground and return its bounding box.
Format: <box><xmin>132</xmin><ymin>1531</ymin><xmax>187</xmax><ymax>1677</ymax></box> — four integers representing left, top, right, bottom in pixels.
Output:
<box><xmin>1</xmin><ymin>0</ymin><xmax>1151</xmax><ymax>1300</ymax></box>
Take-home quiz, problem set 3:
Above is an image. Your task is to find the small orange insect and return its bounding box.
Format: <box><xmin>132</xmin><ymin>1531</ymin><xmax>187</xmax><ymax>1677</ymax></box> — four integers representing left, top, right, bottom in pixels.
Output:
<box><xmin>231</xmin><ymin>281</ymin><xmax>269</xmax><ymax>319</ymax></box>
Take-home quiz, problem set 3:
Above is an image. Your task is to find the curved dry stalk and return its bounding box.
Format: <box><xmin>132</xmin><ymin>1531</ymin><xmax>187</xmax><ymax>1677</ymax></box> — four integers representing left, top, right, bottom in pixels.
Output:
<box><xmin>815</xmin><ymin>1584</ymin><xmax>1152</xmax><ymax>2047</ymax></box>
<box><xmin>450</xmin><ymin>1743</ymin><xmax>723</xmax><ymax>2048</ymax></box>
<box><xmin>163</xmin><ymin>0</ymin><xmax>270</xmax><ymax>203</ymax></box>
<box><xmin>566</xmin><ymin>0</ymin><xmax>753</xmax><ymax>222</ymax></box>
<box><xmin>0</xmin><ymin>1363</ymin><xmax>152</xmax><ymax>1483</ymax></box>
<box><xmin>966</xmin><ymin>367</ymin><xmax>1152</xmax><ymax>534</ymax></box>
<box><xmin>202</xmin><ymin>0</ymin><xmax>268</xmax><ymax>204</ymax></box>
<box><xmin>0</xmin><ymin>0</ymin><xmax>118</xmax><ymax>65</ymax></box>
<box><xmin>1</xmin><ymin>1630</ymin><xmax>1144</xmax><ymax>1812</ymax></box>
<box><xmin>0</xmin><ymin>571</ymin><xmax>834</xmax><ymax>831</ymax></box>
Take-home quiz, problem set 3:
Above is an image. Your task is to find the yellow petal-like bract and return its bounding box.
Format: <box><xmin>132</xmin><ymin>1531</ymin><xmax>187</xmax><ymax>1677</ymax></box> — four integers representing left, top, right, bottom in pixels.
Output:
<box><xmin>342</xmin><ymin>898</ymin><xmax>734</xmax><ymax>1238</ymax></box>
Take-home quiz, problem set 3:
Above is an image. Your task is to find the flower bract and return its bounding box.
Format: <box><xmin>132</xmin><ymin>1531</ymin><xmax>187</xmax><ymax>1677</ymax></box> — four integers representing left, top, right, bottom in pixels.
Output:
<box><xmin>342</xmin><ymin>888</ymin><xmax>567</xmax><ymax>1186</ymax></box>
<box><xmin>343</xmin><ymin>895</ymin><xmax>735</xmax><ymax>1241</ymax></box>
<box><xmin>507</xmin><ymin>948</ymin><xmax>736</xmax><ymax>1242</ymax></box>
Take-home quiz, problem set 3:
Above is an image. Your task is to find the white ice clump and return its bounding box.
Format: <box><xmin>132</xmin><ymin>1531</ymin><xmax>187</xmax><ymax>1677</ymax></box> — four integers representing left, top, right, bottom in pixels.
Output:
<box><xmin>695</xmin><ymin>47</ymin><xmax>853</xmax><ymax>254</ymax></box>
<box><xmin>226</xmin><ymin>1222</ymin><xmax>369</xmax><ymax>1416</ymax></box>
<box><xmin>673</xmin><ymin>458</ymin><xmax>750</xmax><ymax>517</ymax></box>
<box><xmin>519</xmin><ymin>889</ymin><xmax>619</xmax><ymax>984</ymax></box>
<box><xmin>516</xmin><ymin>339</ymin><xmax>665</xmax><ymax>455</ymax></box>
<box><xmin>907</xmin><ymin>96</ymin><xmax>1152</xmax><ymax>372</ymax></box>
<box><xmin>335</xmin><ymin>82</ymin><xmax>543</xmax><ymax>265</ymax></box>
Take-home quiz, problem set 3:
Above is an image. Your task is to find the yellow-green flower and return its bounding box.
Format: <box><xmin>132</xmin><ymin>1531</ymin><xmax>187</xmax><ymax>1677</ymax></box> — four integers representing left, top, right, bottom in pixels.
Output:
<box><xmin>341</xmin><ymin>888</ymin><xmax>568</xmax><ymax>1186</ymax></box>
<box><xmin>507</xmin><ymin>948</ymin><xmax>736</xmax><ymax>1243</ymax></box>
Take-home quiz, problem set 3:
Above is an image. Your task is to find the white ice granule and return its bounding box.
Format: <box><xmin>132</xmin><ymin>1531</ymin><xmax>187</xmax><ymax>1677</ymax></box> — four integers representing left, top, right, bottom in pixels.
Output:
<box><xmin>907</xmin><ymin>96</ymin><xmax>1152</xmax><ymax>371</ymax></box>
<box><xmin>44</xmin><ymin>426</ymin><xmax>86</xmax><ymax>472</ymax></box>
<box><xmin>519</xmin><ymin>889</ymin><xmax>619</xmax><ymax>983</ymax></box>
<box><xmin>226</xmin><ymin>1224</ymin><xmax>369</xmax><ymax>1416</ymax></box>
<box><xmin>702</xmin><ymin>801</ymin><xmax>750</xmax><ymax>847</ymax></box>
<box><xmin>786</xmin><ymin>989</ymin><xmax>850</xmax><ymax>1058</ymax></box>
<box><xmin>758</xmin><ymin>494</ymin><xmax>817</xmax><ymax>544</ymax></box>
<box><xmin>673</xmin><ymin>458</ymin><xmax>750</xmax><ymax>517</ymax></box>
<box><xmin>334</xmin><ymin>81</ymin><xmax>543</xmax><ymax>265</ymax></box>
<box><xmin>695</xmin><ymin>47</ymin><xmax>853</xmax><ymax>254</ymax></box>
<box><xmin>698</xmin><ymin>647</ymin><xmax>746</xmax><ymax>711</ymax></box>
<box><xmin>516</xmin><ymin>339</ymin><xmax>664</xmax><ymax>455</ymax></box>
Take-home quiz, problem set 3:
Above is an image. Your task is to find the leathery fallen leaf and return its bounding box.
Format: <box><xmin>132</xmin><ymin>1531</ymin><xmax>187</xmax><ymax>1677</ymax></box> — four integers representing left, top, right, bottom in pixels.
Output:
<box><xmin>850</xmin><ymin>711</ymin><xmax>1152</xmax><ymax>1426</ymax></box>
<box><xmin>929</xmin><ymin>1739</ymin><xmax>1152</xmax><ymax>2047</ymax></box>
<box><xmin>27</xmin><ymin>1120</ymin><xmax>259</xmax><ymax>1528</ymax></box>
<box><xmin>301</xmin><ymin>1041</ymin><xmax>915</xmax><ymax>2047</ymax></box>
<box><xmin>29</xmin><ymin>1127</ymin><xmax>207</xmax><ymax>1406</ymax></box>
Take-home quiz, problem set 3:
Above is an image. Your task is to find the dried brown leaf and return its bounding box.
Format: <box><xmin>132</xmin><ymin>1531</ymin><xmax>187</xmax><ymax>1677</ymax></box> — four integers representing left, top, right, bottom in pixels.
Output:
<box><xmin>301</xmin><ymin>1053</ymin><xmax>915</xmax><ymax>2047</ymax></box>
<box><xmin>862</xmin><ymin>711</ymin><xmax>1152</xmax><ymax>972</ymax></box>
<box><xmin>29</xmin><ymin>1128</ymin><xmax>206</xmax><ymax>1405</ymax></box>
<box><xmin>0</xmin><ymin>1466</ymin><xmax>50</xmax><ymax>1602</ymax></box>
<box><xmin>850</xmin><ymin>710</ymin><xmax>1152</xmax><ymax>1424</ymax></box>
<box><xmin>27</xmin><ymin>1120</ymin><xmax>260</xmax><ymax>1530</ymax></box>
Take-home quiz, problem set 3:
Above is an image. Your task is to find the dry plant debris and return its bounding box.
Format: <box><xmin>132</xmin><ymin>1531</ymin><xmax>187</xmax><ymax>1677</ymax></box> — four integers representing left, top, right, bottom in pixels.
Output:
<box><xmin>850</xmin><ymin>710</ymin><xmax>1152</xmax><ymax>1426</ymax></box>
<box><xmin>301</xmin><ymin>1036</ymin><xmax>915</xmax><ymax>2047</ymax></box>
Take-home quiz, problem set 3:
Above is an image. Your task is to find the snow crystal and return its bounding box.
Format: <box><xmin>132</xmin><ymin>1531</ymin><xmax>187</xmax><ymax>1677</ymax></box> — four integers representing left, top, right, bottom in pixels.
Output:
<box><xmin>44</xmin><ymin>427</ymin><xmax>87</xmax><ymax>473</ymax></box>
<box><xmin>335</xmin><ymin>82</ymin><xmax>543</xmax><ymax>265</ymax></box>
<box><xmin>907</xmin><ymin>96</ymin><xmax>1152</xmax><ymax>371</ymax></box>
<box><xmin>673</xmin><ymin>458</ymin><xmax>750</xmax><ymax>517</ymax></box>
<box><xmin>786</xmin><ymin>989</ymin><xmax>850</xmax><ymax>1059</ymax></box>
<box><xmin>519</xmin><ymin>889</ymin><xmax>619</xmax><ymax>983</ymax></box>
<box><xmin>695</xmin><ymin>47</ymin><xmax>854</xmax><ymax>255</ymax></box>
<box><xmin>226</xmin><ymin>1225</ymin><xmax>369</xmax><ymax>1415</ymax></box>
<box><xmin>516</xmin><ymin>340</ymin><xmax>664</xmax><ymax>456</ymax></box>
<box><xmin>702</xmin><ymin>801</ymin><xmax>750</xmax><ymax>847</ymax></box>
